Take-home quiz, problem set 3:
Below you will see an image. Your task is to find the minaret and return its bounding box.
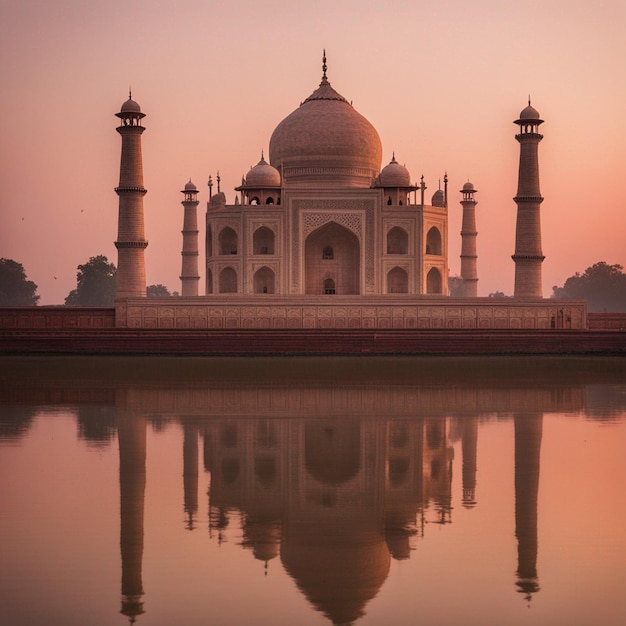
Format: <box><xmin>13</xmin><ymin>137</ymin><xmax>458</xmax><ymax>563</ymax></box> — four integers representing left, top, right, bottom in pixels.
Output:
<box><xmin>459</xmin><ymin>181</ymin><xmax>478</xmax><ymax>297</ymax></box>
<box><xmin>114</xmin><ymin>93</ymin><xmax>148</xmax><ymax>299</ymax></box>
<box><xmin>180</xmin><ymin>180</ymin><xmax>200</xmax><ymax>297</ymax></box>
<box><xmin>512</xmin><ymin>101</ymin><xmax>545</xmax><ymax>298</ymax></box>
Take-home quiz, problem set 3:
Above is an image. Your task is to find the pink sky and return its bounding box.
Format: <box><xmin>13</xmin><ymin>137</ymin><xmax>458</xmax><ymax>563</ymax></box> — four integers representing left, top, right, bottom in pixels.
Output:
<box><xmin>1</xmin><ymin>0</ymin><xmax>624</xmax><ymax>304</ymax></box>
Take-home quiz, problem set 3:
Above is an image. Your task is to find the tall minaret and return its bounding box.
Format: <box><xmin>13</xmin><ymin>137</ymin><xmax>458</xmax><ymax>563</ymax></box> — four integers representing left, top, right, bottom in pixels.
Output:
<box><xmin>512</xmin><ymin>101</ymin><xmax>545</xmax><ymax>298</ymax></box>
<box><xmin>115</xmin><ymin>93</ymin><xmax>148</xmax><ymax>299</ymax></box>
<box><xmin>459</xmin><ymin>181</ymin><xmax>478</xmax><ymax>297</ymax></box>
<box><xmin>180</xmin><ymin>180</ymin><xmax>200</xmax><ymax>297</ymax></box>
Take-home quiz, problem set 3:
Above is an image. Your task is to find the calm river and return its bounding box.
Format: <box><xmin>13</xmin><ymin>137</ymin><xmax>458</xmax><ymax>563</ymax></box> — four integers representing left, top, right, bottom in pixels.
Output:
<box><xmin>1</xmin><ymin>356</ymin><xmax>625</xmax><ymax>626</ymax></box>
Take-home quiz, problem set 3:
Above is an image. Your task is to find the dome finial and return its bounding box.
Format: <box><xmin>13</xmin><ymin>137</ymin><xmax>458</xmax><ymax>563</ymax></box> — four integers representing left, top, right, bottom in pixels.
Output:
<box><xmin>528</xmin><ymin>94</ymin><xmax>531</xmax><ymax>106</ymax></box>
<box><xmin>322</xmin><ymin>49</ymin><xmax>328</xmax><ymax>83</ymax></box>
<box><xmin>128</xmin><ymin>86</ymin><xmax>132</xmax><ymax>100</ymax></box>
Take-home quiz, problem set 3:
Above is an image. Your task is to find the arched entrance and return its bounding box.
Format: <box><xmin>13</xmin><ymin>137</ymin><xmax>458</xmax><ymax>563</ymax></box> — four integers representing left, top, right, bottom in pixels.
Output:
<box><xmin>304</xmin><ymin>222</ymin><xmax>360</xmax><ymax>295</ymax></box>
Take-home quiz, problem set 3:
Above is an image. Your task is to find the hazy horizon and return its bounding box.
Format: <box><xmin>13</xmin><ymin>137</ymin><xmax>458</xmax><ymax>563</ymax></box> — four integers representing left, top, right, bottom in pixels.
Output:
<box><xmin>1</xmin><ymin>0</ymin><xmax>624</xmax><ymax>304</ymax></box>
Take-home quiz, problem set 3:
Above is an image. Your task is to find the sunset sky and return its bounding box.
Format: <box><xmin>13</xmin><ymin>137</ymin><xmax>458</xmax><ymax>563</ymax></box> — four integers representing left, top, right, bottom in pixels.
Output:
<box><xmin>1</xmin><ymin>0</ymin><xmax>624</xmax><ymax>304</ymax></box>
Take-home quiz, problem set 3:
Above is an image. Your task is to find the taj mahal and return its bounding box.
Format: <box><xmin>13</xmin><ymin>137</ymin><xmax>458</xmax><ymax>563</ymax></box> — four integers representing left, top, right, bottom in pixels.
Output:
<box><xmin>112</xmin><ymin>54</ymin><xmax>586</xmax><ymax>331</ymax></box>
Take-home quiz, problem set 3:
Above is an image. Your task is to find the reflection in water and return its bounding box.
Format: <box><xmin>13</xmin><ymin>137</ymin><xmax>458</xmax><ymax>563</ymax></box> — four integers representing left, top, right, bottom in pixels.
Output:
<box><xmin>117</xmin><ymin>392</ymin><xmax>146</xmax><ymax>623</ymax></box>
<box><xmin>1</xmin><ymin>356</ymin><xmax>625</xmax><ymax>625</ymax></box>
<box><xmin>514</xmin><ymin>414</ymin><xmax>542</xmax><ymax>602</ymax></box>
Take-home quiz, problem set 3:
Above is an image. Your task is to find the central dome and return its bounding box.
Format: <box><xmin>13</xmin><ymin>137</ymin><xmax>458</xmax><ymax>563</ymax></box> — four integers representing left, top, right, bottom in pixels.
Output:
<box><xmin>269</xmin><ymin>71</ymin><xmax>382</xmax><ymax>187</ymax></box>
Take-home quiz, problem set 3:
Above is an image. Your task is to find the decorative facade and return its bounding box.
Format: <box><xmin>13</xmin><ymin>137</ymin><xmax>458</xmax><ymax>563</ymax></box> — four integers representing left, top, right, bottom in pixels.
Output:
<box><xmin>204</xmin><ymin>55</ymin><xmax>449</xmax><ymax>299</ymax></box>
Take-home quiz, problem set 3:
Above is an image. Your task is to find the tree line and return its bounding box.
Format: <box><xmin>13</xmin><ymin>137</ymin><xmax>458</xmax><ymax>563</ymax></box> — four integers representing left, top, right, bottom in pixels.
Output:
<box><xmin>0</xmin><ymin>256</ymin><xmax>175</xmax><ymax>306</ymax></box>
<box><xmin>1</xmin><ymin>256</ymin><xmax>625</xmax><ymax>311</ymax></box>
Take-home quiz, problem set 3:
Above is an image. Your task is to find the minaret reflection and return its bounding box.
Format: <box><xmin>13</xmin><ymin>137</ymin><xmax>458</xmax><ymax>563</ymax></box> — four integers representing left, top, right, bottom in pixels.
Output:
<box><xmin>183</xmin><ymin>422</ymin><xmax>199</xmax><ymax>530</ymax></box>
<box><xmin>514</xmin><ymin>413</ymin><xmax>543</xmax><ymax>602</ymax></box>
<box><xmin>461</xmin><ymin>415</ymin><xmax>478</xmax><ymax>508</ymax></box>
<box><xmin>117</xmin><ymin>392</ymin><xmax>146</xmax><ymax>623</ymax></box>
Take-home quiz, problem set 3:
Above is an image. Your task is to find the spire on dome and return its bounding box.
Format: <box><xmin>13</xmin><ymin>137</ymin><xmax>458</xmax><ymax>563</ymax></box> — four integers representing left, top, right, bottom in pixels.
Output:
<box><xmin>322</xmin><ymin>49</ymin><xmax>328</xmax><ymax>84</ymax></box>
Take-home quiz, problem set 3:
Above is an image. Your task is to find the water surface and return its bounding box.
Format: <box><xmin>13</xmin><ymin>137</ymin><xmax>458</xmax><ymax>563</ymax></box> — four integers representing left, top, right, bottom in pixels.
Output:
<box><xmin>1</xmin><ymin>356</ymin><xmax>625</xmax><ymax>625</ymax></box>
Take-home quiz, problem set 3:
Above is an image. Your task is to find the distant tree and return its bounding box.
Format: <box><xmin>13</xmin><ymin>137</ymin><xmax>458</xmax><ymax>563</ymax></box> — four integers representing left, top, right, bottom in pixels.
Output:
<box><xmin>488</xmin><ymin>291</ymin><xmax>509</xmax><ymax>298</ymax></box>
<box><xmin>448</xmin><ymin>276</ymin><xmax>464</xmax><ymax>297</ymax></box>
<box><xmin>0</xmin><ymin>258</ymin><xmax>40</xmax><ymax>305</ymax></box>
<box><xmin>147</xmin><ymin>284</ymin><xmax>171</xmax><ymax>297</ymax></box>
<box><xmin>65</xmin><ymin>255</ymin><xmax>116</xmax><ymax>306</ymax></box>
<box><xmin>552</xmin><ymin>262</ymin><xmax>626</xmax><ymax>312</ymax></box>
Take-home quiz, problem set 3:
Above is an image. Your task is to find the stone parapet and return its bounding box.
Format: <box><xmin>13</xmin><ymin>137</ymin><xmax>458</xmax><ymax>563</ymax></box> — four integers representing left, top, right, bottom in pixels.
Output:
<box><xmin>115</xmin><ymin>296</ymin><xmax>587</xmax><ymax>330</ymax></box>
<box><xmin>0</xmin><ymin>307</ymin><xmax>115</xmax><ymax>329</ymax></box>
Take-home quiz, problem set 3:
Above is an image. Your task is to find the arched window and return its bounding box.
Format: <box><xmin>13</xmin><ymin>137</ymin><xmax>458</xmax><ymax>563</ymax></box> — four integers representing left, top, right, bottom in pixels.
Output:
<box><xmin>324</xmin><ymin>278</ymin><xmax>336</xmax><ymax>294</ymax></box>
<box><xmin>219</xmin><ymin>267</ymin><xmax>237</xmax><ymax>293</ymax></box>
<box><xmin>426</xmin><ymin>227</ymin><xmax>442</xmax><ymax>256</ymax></box>
<box><xmin>254</xmin><ymin>267</ymin><xmax>275</xmax><ymax>294</ymax></box>
<box><xmin>218</xmin><ymin>227</ymin><xmax>238</xmax><ymax>255</ymax></box>
<box><xmin>265</xmin><ymin>197</ymin><xmax>274</xmax><ymax>205</ymax></box>
<box><xmin>322</xmin><ymin>246</ymin><xmax>334</xmax><ymax>260</ymax></box>
<box><xmin>426</xmin><ymin>267</ymin><xmax>442</xmax><ymax>294</ymax></box>
<box><xmin>253</xmin><ymin>227</ymin><xmax>275</xmax><ymax>255</ymax></box>
<box><xmin>206</xmin><ymin>226</ymin><xmax>213</xmax><ymax>257</ymax></box>
<box><xmin>250</xmin><ymin>196</ymin><xmax>260</xmax><ymax>205</ymax></box>
<box><xmin>387</xmin><ymin>227</ymin><xmax>408</xmax><ymax>254</ymax></box>
<box><xmin>387</xmin><ymin>267</ymin><xmax>408</xmax><ymax>293</ymax></box>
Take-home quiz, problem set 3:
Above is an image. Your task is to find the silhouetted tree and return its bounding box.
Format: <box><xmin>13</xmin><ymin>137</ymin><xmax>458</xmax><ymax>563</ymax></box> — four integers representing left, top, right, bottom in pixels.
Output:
<box><xmin>488</xmin><ymin>291</ymin><xmax>509</xmax><ymax>298</ymax></box>
<box><xmin>65</xmin><ymin>255</ymin><xmax>116</xmax><ymax>306</ymax></box>
<box><xmin>0</xmin><ymin>258</ymin><xmax>40</xmax><ymax>305</ymax></box>
<box><xmin>448</xmin><ymin>276</ymin><xmax>464</xmax><ymax>297</ymax></box>
<box><xmin>147</xmin><ymin>284</ymin><xmax>171</xmax><ymax>297</ymax></box>
<box><xmin>552</xmin><ymin>262</ymin><xmax>626</xmax><ymax>312</ymax></box>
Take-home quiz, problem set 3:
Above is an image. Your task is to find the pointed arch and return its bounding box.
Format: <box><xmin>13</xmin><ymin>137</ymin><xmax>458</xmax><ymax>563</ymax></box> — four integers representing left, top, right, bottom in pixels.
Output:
<box><xmin>304</xmin><ymin>221</ymin><xmax>360</xmax><ymax>295</ymax></box>
<box><xmin>253</xmin><ymin>266</ymin><xmax>275</xmax><ymax>294</ymax></box>
<box><xmin>206</xmin><ymin>225</ymin><xmax>213</xmax><ymax>257</ymax></box>
<box><xmin>218</xmin><ymin>227</ymin><xmax>238</xmax><ymax>255</ymax></box>
<box><xmin>206</xmin><ymin>269</ymin><xmax>213</xmax><ymax>294</ymax></box>
<box><xmin>426</xmin><ymin>267</ymin><xmax>442</xmax><ymax>294</ymax></box>
<box><xmin>426</xmin><ymin>226</ymin><xmax>442</xmax><ymax>256</ymax></box>
<box><xmin>219</xmin><ymin>267</ymin><xmax>237</xmax><ymax>293</ymax></box>
<box><xmin>387</xmin><ymin>266</ymin><xmax>408</xmax><ymax>293</ymax></box>
<box><xmin>387</xmin><ymin>226</ymin><xmax>408</xmax><ymax>254</ymax></box>
<box><xmin>253</xmin><ymin>227</ymin><xmax>275</xmax><ymax>255</ymax></box>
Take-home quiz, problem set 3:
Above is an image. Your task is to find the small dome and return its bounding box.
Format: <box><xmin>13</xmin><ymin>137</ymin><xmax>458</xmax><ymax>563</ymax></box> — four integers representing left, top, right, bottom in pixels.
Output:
<box><xmin>462</xmin><ymin>181</ymin><xmax>476</xmax><ymax>192</ymax></box>
<box><xmin>245</xmin><ymin>154</ymin><xmax>281</xmax><ymax>187</ymax></box>
<box><xmin>184</xmin><ymin>179</ymin><xmax>197</xmax><ymax>192</ymax></box>
<box><xmin>121</xmin><ymin>96</ymin><xmax>142</xmax><ymax>113</ymax></box>
<box><xmin>431</xmin><ymin>189</ymin><xmax>445</xmax><ymax>207</ymax></box>
<box><xmin>378</xmin><ymin>155</ymin><xmax>411</xmax><ymax>187</ymax></box>
<box><xmin>519</xmin><ymin>103</ymin><xmax>540</xmax><ymax>120</ymax></box>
